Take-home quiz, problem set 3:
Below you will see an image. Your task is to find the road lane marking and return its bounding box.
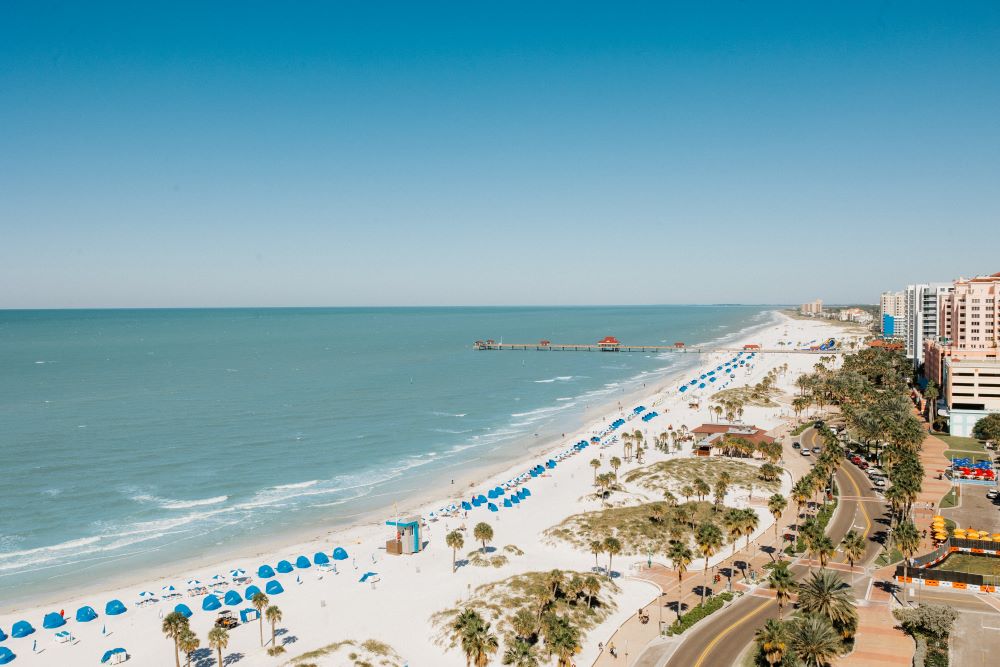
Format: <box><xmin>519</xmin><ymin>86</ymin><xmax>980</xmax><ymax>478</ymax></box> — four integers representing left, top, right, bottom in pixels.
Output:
<box><xmin>692</xmin><ymin>598</ymin><xmax>772</xmax><ymax>667</ymax></box>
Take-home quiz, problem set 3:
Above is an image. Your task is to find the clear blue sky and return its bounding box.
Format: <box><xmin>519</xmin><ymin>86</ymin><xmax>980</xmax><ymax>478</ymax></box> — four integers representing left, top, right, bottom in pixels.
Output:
<box><xmin>2</xmin><ymin>1</ymin><xmax>998</xmax><ymax>308</ymax></box>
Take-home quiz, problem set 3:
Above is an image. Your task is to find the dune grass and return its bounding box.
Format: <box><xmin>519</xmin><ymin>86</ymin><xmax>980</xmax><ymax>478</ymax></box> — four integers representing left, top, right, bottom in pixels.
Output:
<box><xmin>431</xmin><ymin>570</ymin><xmax>618</xmax><ymax>650</ymax></box>
<box><xmin>623</xmin><ymin>458</ymin><xmax>779</xmax><ymax>496</ymax></box>
<box><xmin>712</xmin><ymin>386</ymin><xmax>780</xmax><ymax>407</ymax></box>
<box><xmin>544</xmin><ymin>499</ymin><xmax>731</xmax><ymax>555</ymax></box>
<box><xmin>286</xmin><ymin>638</ymin><xmax>402</xmax><ymax>666</ymax></box>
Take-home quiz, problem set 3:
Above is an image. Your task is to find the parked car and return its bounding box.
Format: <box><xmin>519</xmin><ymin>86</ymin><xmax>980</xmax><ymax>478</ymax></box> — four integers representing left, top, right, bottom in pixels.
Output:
<box><xmin>874</xmin><ymin>478</ymin><xmax>886</xmax><ymax>488</ymax></box>
<box><xmin>792</xmin><ymin>442</ymin><xmax>801</xmax><ymax>449</ymax></box>
<box><xmin>814</xmin><ymin>420</ymin><xmax>825</xmax><ymax>428</ymax></box>
<box><xmin>987</xmin><ymin>488</ymin><xmax>998</xmax><ymax>500</ymax></box>
<box><xmin>801</xmin><ymin>449</ymin><xmax>811</xmax><ymax>456</ymax></box>
<box><xmin>812</xmin><ymin>447</ymin><xmax>822</xmax><ymax>454</ymax></box>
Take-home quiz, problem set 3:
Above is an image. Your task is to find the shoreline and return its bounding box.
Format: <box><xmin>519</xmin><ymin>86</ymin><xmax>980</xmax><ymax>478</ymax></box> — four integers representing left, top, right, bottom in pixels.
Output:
<box><xmin>0</xmin><ymin>310</ymin><xmax>778</xmax><ymax>614</ymax></box>
<box><xmin>0</xmin><ymin>312</ymin><xmax>857</xmax><ymax>667</ymax></box>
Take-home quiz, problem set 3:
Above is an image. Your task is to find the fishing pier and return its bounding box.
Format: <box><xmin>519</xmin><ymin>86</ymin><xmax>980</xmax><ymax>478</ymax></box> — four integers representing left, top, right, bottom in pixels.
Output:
<box><xmin>472</xmin><ymin>336</ymin><xmax>843</xmax><ymax>355</ymax></box>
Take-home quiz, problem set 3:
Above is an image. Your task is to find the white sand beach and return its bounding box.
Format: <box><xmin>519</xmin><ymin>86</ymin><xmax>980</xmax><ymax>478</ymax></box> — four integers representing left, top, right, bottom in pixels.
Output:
<box><xmin>0</xmin><ymin>313</ymin><xmax>858</xmax><ymax>667</ymax></box>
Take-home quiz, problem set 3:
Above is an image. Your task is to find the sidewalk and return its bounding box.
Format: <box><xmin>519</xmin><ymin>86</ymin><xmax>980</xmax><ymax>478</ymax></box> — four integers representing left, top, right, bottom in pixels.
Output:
<box><xmin>834</xmin><ymin>602</ymin><xmax>911</xmax><ymax>666</ymax></box>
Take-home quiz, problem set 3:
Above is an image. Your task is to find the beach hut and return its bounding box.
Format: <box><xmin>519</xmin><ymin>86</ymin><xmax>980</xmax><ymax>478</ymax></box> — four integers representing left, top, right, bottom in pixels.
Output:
<box><xmin>276</xmin><ymin>560</ymin><xmax>294</xmax><ymax>574</ymax></box>
<box><xmin>201</xmin><ymin>595</ymin><xmax>222</xmax><ymax>612</ymax></box>
<box><xmin>510</xmin><ymin>495</ymin><xmax>520</xmax><ymax>505</ymax></box>
<box><xmin>75</xmin><ymin>606</ymin><xmax>97</xmax><ymax>623</ymax></box>
<box><xmin>105</xmin><ymin>600</ymin><xmax>127</xmax><ymax>616</ymax></box>
<box><xmin>239</xmin><ymin>608</ymin><xmax>259</xmax><ymax>624</ymax></box>
<box><xmin>173</xmin><ymin>604</ymin><xmax>193</xmax><ymax>619</ymax></box>
<box><xmin>223</xmin><ymin>590</ymin><xmax>242</xmax><ymax>606</ymax></box>
<box><xmin>100</xmin><ymin>648</ymin><xmax>127</xmax><ymax>664</ymax></box>
<box><xmin>0</xmin><ymin>648</ymin><xmax>14</xmax><ymax>665</ymax></box>
<box><xmin>265</xmin><ymin>580</ymin><xmax>284</xmax><ymax>595</ymax></box>
<box><xmin>257</xmin><ymin>565</ymin><xmax>275</xmax><ymax>579</ymax></box>
<box><xmin>244</xmin><ymin>585</ymin><xmax>262</xmax><ymax>601</ymax></box>
<box><xmin>295</xmin><ymin>555</ymin><xmax>311</xmax><ymax>569</ymax></box>
<box><xmin>332</xmin><ymin>547</ymin><xmax>349</xmax><ymax>561</ymax></box>
<box><xmin>10</xmin><ymin>622</ymin><xmax>33</xmax><ymax>639</ymax></box>
<box><xmin>42</xmin><ymin>613</ymin><xmax>65</xmax><ymax>630</ymax></box>
<box><xmin>313</xmin><ymin>552</ymin><xmax>330</xmax><ymax>565</ymax></box>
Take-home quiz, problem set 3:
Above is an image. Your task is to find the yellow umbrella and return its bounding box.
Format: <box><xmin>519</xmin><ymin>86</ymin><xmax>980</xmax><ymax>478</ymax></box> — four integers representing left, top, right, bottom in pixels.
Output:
<box><xmin>933</xmin><ymin>515</ymin><xmax>944</xmax><ymax>521</ymax></box>
<box><xmin>992</xmin><ymin>533</ymin><xmax>1000</xmax><ymax>541</ymax></box>
<box><xmin>934</xmin><ymin>533</ymin><xmax>948</xmax><ymax>540</ymax></box>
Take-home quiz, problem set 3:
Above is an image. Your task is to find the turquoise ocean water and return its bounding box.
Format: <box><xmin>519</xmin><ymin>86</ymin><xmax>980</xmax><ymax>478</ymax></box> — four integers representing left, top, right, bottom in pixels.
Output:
<box><xmin>0</xmin><ymin>306</ymin><xmax>773</xmax><ymax>605</ymax></box>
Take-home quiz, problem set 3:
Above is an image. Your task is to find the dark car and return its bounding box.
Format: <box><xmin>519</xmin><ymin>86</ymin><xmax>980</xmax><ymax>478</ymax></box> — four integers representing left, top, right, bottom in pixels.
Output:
<box><xmin>792</xmin><ymin>442</ymin><xmax>801</xmax><ymax>449</ymax></box>
<box><xmin>814</xmin><ymin>420</ymin><xmax>824</xmax><ymax>429</ymax></box>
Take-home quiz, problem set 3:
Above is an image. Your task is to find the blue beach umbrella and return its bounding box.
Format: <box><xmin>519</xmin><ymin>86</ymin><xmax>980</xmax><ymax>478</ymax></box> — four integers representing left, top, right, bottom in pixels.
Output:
<box><xmin>679</xmin><ymin>386</ymin><xmax>688</xmax><ymax>392</ymax></box>
<box><xmin>503</xmin><ymin>499</ymin><xmax>512</xmax><ymax>508</ymax></box>
<box><xmin>0</xmin><ymin>648</ymin><xmax>13</xmax><ymax>665</ymax></box>
<box><xmin>476</xmin><ymin>494</ymin><xmax>487</xmax><ymax>504</ymax></box>
<box><xmin>265</xmin><ymin>580</ymin><xmax>284</xmax><ymax>595</ymax></box>
<box><xmin>104</xmin><ymin>600</ymin><xmax>127</xmax><ymax>616</ymax></box>
<box><xmin>332</xmin><ymin>547</ymin><xmax>349</xmax><ymax>561</ymax></box>
<box><xmin>244</xmin><ymin>585</ymin><xmax>262</xmax><ymax>601</ymax></box>
<box><xmin>101</xmin><ymin>648</ymin><xmax>126</xmax><ymax>664</ymax></box>
<box><xmin>487</xmin><ymin>503</ymin><xmax>498</xmax><ymax>512</ymax></box>
<box><xmin>510</xmin><ymin>495</ymin><xmax>520</xmax><ymax>505</ymax></box>
<box><xmin>487</xmin><ymin>489</ymin><xmax>497</xmax><ymax>499</ymax></box>
<box><xmin>201</xmin><ymin>595</ymin><xmax>222</xmax><ymax>612</ymax></box>
<box><xmin>223</xmin><ymin>590</ymin><xmax>242</xmax><ymax>606</ymax></box>
<box><xmin>276</xmin><ymin>560</ymin><xmax>294</xmax><ymax>574</ymax></box>
<box><xmin>522</xmin><ymin>488</ymin><xmax>531</xmax><ymax>497</ymax></box>
<box><xmin>173</xmin><ymin>604</ymin><xmax>193</xmax><ymax>619</ymax></box>
<box><xmin>313</xmin><ymin>552</ymin><xmax>330</xmax><ymax>565</ymax></box>
<box><xmin>295</xmin><ymin>555</ymin><xmax>311</xmax><ymax>569</ymax></box>
<box><xmin>257</xmin><ymin>565</ymin><xmax>275</xmax><ymax>579</ymax></box>
<box><xmin>75</xmin><ymin>606</ymin><xmax>97</xmax><ymax>623</ymax></box>
<box><xmin>0</xmin><ymin>627</ymin><xmax>6</xmax><ymax>642</ymax></box>
<box><xmin>10</xmin><ymin>622</ymin><xmax>32</xmax><ymax>639</ymax></box>
<box><xmin>471</xmin><ymin>497</ymin><xmax>482</xmax><ymax>507</ymax></box>
<box><xmin>461</xmin><ymin>500</ymin><xmax>473</xmax><ymax>510</ymax></box>
<box><xmin>42</xmin><ymin>613</ymin><xmax>65</xmax><ymax>630</ymax></box>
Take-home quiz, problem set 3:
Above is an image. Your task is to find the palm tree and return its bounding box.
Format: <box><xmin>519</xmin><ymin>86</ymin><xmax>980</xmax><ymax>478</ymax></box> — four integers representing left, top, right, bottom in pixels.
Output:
<box><xmin>251</xmin><ymin>592</ymin><xmax>269</xmax><ymax>646</ymax></box>
<box><xmin>543</xmin><ymin>615</ymin><xmax>581</xmax><ymax>667</ymax></box>
<box><xmin>589</xmin><ymin>458</ymin><xmax>600</xmax><ymax>484</ymax></box>
<box><xmin>589</xmin><ymin>539</ymin><xmax>604</xmax><ymax>570</ymax></box>
<box><xmin>768</xmin><ymin>494</ymin><xmax>787</xmax><ymax>541</ymax></box>
<box><xmin>473</xmin><ymin>522</ymin><xmax>494</xmax><ymax>553</ymax></box>
<box><xmin>453</xmin><ymin>610</ymin><xmax>499</xmax><ymax>667</ymax></box>
<box><xmin>840</xmin><ymin>530</ymin><xmax>866</xmax><ymax>584</ymax></box>
<box><xmin>695</xmin><ymin>522</ymin><xmax>723</xmax><ymax>604</ymax></box>
<box><xmin>207</xmin><ymin>626</ymin><xmax>228</xmax><ymax>667</ymax></box>
<box><xmin>740</xmin><ymin>508</ymin><xmax>759</xmax><ymax>551</ymax></box>
<box><xmin>265</xmin><ymin>605</ymin><xmax>282</xmax><ymax>649</ymax></box>
<box><xmin>754</xmin><ymin>618</ymin><xmax>789</xmax><ymax>666</ymax></box>
<box><xmin>693</xmin><ymin>478</ymin><xmax>710</xmax><ymax>502</ymax></box>
<box><xmin>789</xmin><ymin>614</ymin><xmax>842</xmax><ymax>667</ymax></box>
<box><xmin>667</xmin><ymin>541</ymin><xmax>693</xmax><ymax>620</ymax></box>
<box><xmin>723</xmin><ymin>508</ymin><xmax>743</xmax><ymax>557</ymax></box>
<box><xmin>681</xmin><ymin>485</ymin><xmax>694</xmax><ymax>503</ymax></box>
<box><xmin>177</xmin><ymin>628</ymin><xmax>199</xmax><ymax>667</ymax></box>
<box><xmin>894</xmin><ymin>520</ymin><xmax>921</xmax><ymax>600</ymax></box>
<box><xmin>713</xmin><ymin>478</ymin><xmax>729</xmax><ymax>510</ymax></box>
<box><xmin>161</xmin><ymin>611</ymin><xmax>189</xmax><ymax>667</ymax></box>
<box><xmin>815</xmin><ymin>535</ymin><xmax>835</xmax><ymax>570</ymax></box>
<box><xmin>768</xmin><ymin>563</ymin><xmax>794</xmax><ymax>620</ymax></box>
<box><xmin>446</xmin><ymin>530</ymin><xmax>465</xmax><ymax>573</ymax></box>
<box><xmin>603</xmin><ymin>536</ymin><xmax>622</xmax><ymax>579</ymax></box>
<box><xmin>502</xmin><ymin>638</ymin><xmax>539</xmax><ymax>666</ymax></box>
<box><xmin>583</xmin><ymin>575</ymin><xmax>600</xmax><ymax>608</ymax></box>
<box><xmin>797</xmin><ymin>570</ymin><xmax>858</xmax><ymax>639</ymax></box>
<box><xmin>609</xmin><ymin>456</ymin><xmax>622</xmax><ymax>476</ymax></box>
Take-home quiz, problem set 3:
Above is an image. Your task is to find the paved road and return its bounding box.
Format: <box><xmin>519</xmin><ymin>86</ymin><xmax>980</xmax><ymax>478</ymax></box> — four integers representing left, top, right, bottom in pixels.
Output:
<box><xmin>661</xmin><ymin>428</ymin><xmax>887</xmax><ymax>667</ymax></box>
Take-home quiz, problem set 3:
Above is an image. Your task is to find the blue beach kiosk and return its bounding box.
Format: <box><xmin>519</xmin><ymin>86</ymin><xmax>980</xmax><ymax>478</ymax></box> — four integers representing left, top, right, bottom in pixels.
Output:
<box><xmin>385</xmin><ymin>517</ymin><xmax>422</xmax><ymax>555</ymax></box>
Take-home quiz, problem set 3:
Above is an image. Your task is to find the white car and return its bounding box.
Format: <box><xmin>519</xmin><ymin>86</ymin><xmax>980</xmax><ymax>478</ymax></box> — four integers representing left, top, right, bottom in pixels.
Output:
<box><xmin>874</xmin><ymin>478</ymin><xmax>886</xmax><ymax>488</ymax></box>
<box><xmin>987</xmin><ymin>488</ymin><xmax>998</xmax><ymax>500</ymax></box>
<box><xmin>801</xmin><ymin>449</ymin><xmax>811</xmax><ymax>456</ymax></box>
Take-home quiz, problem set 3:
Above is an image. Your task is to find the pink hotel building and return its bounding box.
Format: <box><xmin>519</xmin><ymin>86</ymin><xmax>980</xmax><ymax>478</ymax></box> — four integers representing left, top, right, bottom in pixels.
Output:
<box><xmin>924</xmin><ymin>272</ymin><xmax>1000</xmax><ymax>437</ymax></box>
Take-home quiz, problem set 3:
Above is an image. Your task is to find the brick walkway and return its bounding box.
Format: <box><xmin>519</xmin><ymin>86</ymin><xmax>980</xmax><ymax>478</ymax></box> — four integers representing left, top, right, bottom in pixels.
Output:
<box><xmin>835</xmin><ymin>603</ymin><xmax>912</xmax><ymax>666</ymax></box>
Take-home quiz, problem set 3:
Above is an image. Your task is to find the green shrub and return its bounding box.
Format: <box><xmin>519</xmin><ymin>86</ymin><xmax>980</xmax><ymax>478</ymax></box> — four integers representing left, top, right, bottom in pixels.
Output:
<box><xmin>665</xmin><ymin>591</ymin><xmax>736</xmax><ymax>635</ymax></box>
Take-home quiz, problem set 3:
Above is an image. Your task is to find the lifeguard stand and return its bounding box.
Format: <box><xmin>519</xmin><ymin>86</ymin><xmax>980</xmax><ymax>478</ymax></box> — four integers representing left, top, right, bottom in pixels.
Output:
<box><xmin>385</xmin><ymin>517</ymin><xmax>421</xmax><ymax>555</ymax></box>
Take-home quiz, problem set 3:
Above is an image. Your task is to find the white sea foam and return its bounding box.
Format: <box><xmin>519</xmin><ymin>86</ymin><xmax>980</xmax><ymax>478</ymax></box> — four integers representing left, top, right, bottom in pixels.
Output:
<box><xmin>272</xmin><ymin>480</ymin><xmax>319</xmax><ymax>490</ymax></box>
<box><xmin>161</xmin><ymin>495</ymin><xmax>229</xmax><ymax>510</ymax></box>
<box><xmin>533</xmin><ymin>375</ymin><xmax>575</xmax><ymax>383</ymax></box>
